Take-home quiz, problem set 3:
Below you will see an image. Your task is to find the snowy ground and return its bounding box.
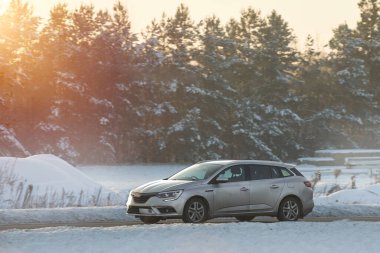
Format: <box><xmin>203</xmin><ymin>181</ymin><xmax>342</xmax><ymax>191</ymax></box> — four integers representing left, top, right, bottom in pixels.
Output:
<box><xmin>2</xmin><ymin>154</ymin><xmax>380</xmax><ymax>223</ymax></box>
<box><xmin>2</xmin><ymin>155</ymin><xmax>380</xmax><ymax>253</ymax></box>
<box><xmin>1</xmin><ymin>221</ymin><xmax>380</xmax><ymax>253</ymax></box>
<box><xmin>2</xmin><ymin>204</ymin><xmax>380</xmax><ymax>226</ymax></box>
<box><xmin>0</xmin><ymin>206</ymin><xmax>134</xmax><ymax>225</ymax></box>
<box><xmin>0</xmin><ymin>155</ymin><xmax>185</xmax><ymax>208</ymax></box>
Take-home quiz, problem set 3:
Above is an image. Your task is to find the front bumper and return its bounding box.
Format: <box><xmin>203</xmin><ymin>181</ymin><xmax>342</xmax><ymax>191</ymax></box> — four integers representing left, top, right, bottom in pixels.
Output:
<box><xmin>127</xmin><ymin>205</ymin><xmax>180</xmax><ymax>217</ymax></box>
<box><xmin>126</xmin><ymin>192</ymin><xmax>187</xmax><ymax>218</ymax></box>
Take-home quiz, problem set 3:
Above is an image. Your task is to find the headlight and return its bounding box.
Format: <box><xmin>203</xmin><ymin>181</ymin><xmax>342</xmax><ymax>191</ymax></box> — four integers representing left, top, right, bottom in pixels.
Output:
<box><xmin>156</xmin><ymin>190</ymin><xmax>183</xmax><ymax>201</ymax></box>
<box><xmin>126</xmin><ymin>191</ymin><xmax>133</xmax><ymax>206</ymax></box>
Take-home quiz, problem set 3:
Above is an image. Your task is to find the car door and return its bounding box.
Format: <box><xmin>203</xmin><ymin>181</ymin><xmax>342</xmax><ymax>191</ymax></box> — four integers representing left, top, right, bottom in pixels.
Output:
<box><xmin>212</xmin><ymin>165</ymin><xmax>250</xmax><ymax>214</ymax></box>
<box><xmin>248</xmin><ymin>165</ymin><xmax>285</xmax><ymax>212</ymax></box>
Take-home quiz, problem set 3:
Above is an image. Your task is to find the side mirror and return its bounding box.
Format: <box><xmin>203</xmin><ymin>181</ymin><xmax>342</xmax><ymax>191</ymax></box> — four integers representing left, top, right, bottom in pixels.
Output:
<box><xmin>214</xmin><ymin>175</ymin><xmax>228</xmax><ymax>184</ymax></box>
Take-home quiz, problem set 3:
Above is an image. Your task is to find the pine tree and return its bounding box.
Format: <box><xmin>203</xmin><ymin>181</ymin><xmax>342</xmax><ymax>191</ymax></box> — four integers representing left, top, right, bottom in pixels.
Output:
<box><xmin>357</xmin><ymin>0</ymin><xmax>380</xmax><ymax>95</ymax></box>
<box><xmin>224</xmin><ymin>9</ymin><xmax>303</xmax><ymax>161</ymax></box>
<box><xmin>32</xmin><ymin>3</ymin><xmax>80</xmax><ymax>161</ymax></box>
<box><xmin>321</xmin><ymin>0</ymin><xmax>380</xmax><ymax>150</ymax></box>
<box><xmin>297</xmin><ymin>35</ymin><xmax>354</xmax><ymax>152</ymax></box>
<box><xmin>150</xmin><ymin>4</ymin><xmax>203</xmax><ymax>162</ymax></box>
<box><xmin>256</xmin><ymin>10</ymin><xmax>298</xmax><ymax>105</ymax></box>
<box><xmin>356</xmin><ymin>0</ymin><xmax>380</xmax><ymax>147</ymax></box>
<box><xmin>131</xmin><ymin>16</ymin><xmax>177</xmax><ymax>162</ymax></box>
<box><xmin>328</xmin><ymin>0</ymin><xmax>379</xmax><ymax>111</ymax></box>
<box><xmin>0</xmin><ymin>0</ymin><xmax>38</xmax><ymax>156</ymax></box>
<box><xmin>91</xmin><ymin>1</ymin><xmax>137</xmax><ymax>162</ymax></box>
<box><xmin>225</xmin><ymin>8</ymin><xmax>263</xmax><ymax>97</ymax></box>
<box><xmin>195</xmin><ymin>16</ymin><xmax>238</xmax><ymax>159</ymax></box>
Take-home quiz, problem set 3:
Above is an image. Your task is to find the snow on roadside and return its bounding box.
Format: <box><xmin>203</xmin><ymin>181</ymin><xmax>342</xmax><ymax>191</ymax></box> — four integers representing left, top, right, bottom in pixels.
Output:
<box><xmin>0</xmin><ymin>154</ymin><xmax>99</xmax><ymax>192</ymax></box>
<box><xmin>0</xmin><ymin>155</ymin><xmax>121</xmax><ymax>208</ymax></box>
<box><xmin>2</xmin><ymin>156</ymin><xmax>380</xmax><ymax>223</ymax></box>
<box><xmin>311</xmin><ymin>203</ymin><xmax>380</xmax><ymax>217</ymax></box>
<box><xmin>1</xmin><ymin>221</ymin><xmax>380</xmax><ymax>253</ymax></box>
<box><xmin>316</xmin><ymin>184</ymin><xmax>380</xmax><ymax>205</ymax></box>
<box><xmin>0</xmin><ymin>206</ymin><xmax>136</xmax><ymax>225</ymax></box>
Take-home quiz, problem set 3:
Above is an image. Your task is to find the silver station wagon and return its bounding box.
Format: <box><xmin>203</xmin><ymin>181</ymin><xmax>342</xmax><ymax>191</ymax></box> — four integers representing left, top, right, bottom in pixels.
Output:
<box><xmin>126</xmin><ymin>160</ymin><xmax>314</xmax><ymax>224</ymax></box>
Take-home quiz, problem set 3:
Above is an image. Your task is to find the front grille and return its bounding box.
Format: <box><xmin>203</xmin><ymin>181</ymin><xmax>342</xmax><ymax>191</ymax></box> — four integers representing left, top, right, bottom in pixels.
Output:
<box><xmin>131</xmin><ymin>192</ymin><xmax>156</xmax><ymax>203</ymax></box>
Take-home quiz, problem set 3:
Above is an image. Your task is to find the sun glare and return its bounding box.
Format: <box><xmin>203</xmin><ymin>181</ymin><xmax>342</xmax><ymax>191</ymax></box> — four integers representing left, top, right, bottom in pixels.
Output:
<box><xmin>0</xmin><ymin>0</ymin><xmax>10</xmax><ymax>15</ymax></box>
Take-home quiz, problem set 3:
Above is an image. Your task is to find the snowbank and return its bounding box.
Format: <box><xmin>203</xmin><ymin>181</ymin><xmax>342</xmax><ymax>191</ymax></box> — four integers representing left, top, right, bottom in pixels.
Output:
<box><xmin>0</xmin><ymin>154</ymin><xmax>121</xmax><ymax>208</ymax></box>
<box><xmin>317</xmin><ymin>184</ymin><xmax>380</xmax><ymax>205</ymax></box>
<box><xmin>316</xmin><ymin>149</ymin><xmax>380</xmax><ymax>155</ymax></box>
<box><xmin>0</xmin><ymin>154</ymin><xmax>100</xmax><ymax>191</ymax></box>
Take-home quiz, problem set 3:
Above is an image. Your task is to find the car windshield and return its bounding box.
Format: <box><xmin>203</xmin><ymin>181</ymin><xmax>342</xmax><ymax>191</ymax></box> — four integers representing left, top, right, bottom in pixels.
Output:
<box><xmin>169</xmin><ymin>163</ymin><xmax>224</xmax><ymax>181</ymax></box>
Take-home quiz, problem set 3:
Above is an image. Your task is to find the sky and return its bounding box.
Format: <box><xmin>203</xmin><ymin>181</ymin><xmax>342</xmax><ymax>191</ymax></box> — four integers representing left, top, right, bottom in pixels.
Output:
<box><xmin>2</xmin><ymin>0</ymin><xmax>361</xmax><ymax>48</ymax></box>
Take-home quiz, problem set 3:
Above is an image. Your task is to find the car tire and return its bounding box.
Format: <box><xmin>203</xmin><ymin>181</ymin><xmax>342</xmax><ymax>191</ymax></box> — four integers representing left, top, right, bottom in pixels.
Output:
<box><xmin>277</xmin><ymin>197</ymin><xmax>301</xmax><ymax>221</ymax></box>
<box><xmin>235</xmin><ymin>216</ymin><xmax>255</xmax><ymax>222</ymax></box>
<box><xmin>139</xmin><ymin>216</ymin><xmax>161</xmax><ymax>224</ymax></box>
<box><xmin>182</xmin><ymin>198</ymin><xmax>208</xmax><ymax>223</ymax></box>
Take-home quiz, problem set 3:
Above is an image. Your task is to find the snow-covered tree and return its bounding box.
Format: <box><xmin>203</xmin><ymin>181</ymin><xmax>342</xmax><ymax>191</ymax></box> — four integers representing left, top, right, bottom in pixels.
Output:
<box><xmin>193</xmin><ymin>16</ymin><xmax>238</xmax><ymax>159</ymax></box>
<box><xmin>256</xmin><ymin>11</ymin><xmax>299</xmax><ymax>105</ymax></box>
<box><xmin>224</xmin><ymin>8</ymin><xmax>263</xmax><ymax>97</ymax></box>
<box><xmin>0</xmin><ymin>0</ymin><xmax>38</xmax><ymax>157</ymax></box>
<box><xmin>356</xmin><ymin>0</ymin><xmax>380</xmax><ymax>95</ymax></box>
<box><xmin>31</xmin><ymin>3</ymin><xmax>80</xmax><ymax>162</ymax></box>
<box><xmin>316</xmin><ymin>0</ymin><xmax>380</xmax><ymax>151</ymax></box>
<box><xmin>90</xmin><ymin>1</ymin><xmax>138</xmax><ymax>162</ymax></box>
<box><xmin>138</xmin><ymin>4</ymin><xmax>204</xmax><ymax>162</ymax></box>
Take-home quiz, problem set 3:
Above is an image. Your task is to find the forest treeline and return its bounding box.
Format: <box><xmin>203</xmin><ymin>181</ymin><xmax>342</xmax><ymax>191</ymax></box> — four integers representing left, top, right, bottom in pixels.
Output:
<box><xmin>0</xmin><ymin>0</ymin><xmax>380</xmax><ymax>164</ymax></box>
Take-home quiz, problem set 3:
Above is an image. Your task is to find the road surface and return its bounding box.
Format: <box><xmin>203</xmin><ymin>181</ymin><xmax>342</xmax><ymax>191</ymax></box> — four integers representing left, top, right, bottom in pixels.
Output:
<box><xmin>1</xmin><ymin>216</ymin><xmax>380</xmax><ymax>231</ymax></box>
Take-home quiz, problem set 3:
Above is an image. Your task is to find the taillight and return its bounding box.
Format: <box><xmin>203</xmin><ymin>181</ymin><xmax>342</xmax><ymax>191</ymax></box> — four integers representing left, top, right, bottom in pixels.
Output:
<box><xmin>304</xmin><ymin>181</ymin><xmax>312</xmax><ymax>188</ymax></box>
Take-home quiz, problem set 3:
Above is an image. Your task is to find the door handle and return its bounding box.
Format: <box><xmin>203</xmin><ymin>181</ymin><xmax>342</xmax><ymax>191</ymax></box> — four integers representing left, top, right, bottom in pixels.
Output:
<box><xmin>240</xmin><ymin>187</ymin><xmax>249</xmax><ymax>191</ymax></box>
<box><xmin>270</xmin><ymin>185</ymin><xmax>279</xmax><ymax>189</ymax></box>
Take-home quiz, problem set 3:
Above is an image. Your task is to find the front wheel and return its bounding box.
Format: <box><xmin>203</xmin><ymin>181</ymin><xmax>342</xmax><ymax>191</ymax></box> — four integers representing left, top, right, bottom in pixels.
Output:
<box><xmin>235</xmin><ymin>216</ymin><xmax>255</xmax><ymax>222</ymax></box>
<box><xmin>182</xmin><ymin>198</ymin><xmax>208</xmax><ymax>223</ymax></box>
<box><xmin>277</xmin><ymin>197</ymin><xmax>301</xmax><ymax>221</ymax></box>
<box><xmin>139</xmin><ymin>216</ymin><xmax>161</xmax><ymax>224</ymax></box>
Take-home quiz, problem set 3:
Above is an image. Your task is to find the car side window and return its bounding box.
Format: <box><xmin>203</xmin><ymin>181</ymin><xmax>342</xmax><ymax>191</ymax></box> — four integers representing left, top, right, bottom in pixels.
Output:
<box><xmin>271</xmin><ymin>167</ymin><xmax>282</xmax><ymax>178</ymax></box>
<box><xmin>249</xmin><ymin>165</ymin><xmax>272</xmax><ymax>180</ymax></box>
<box><xmin>217</xmin><ymin>165</ymin><xmax>247</xmax><ymax>182</ymax></box>
<box><xmin>265</xmin><ymin>166</ymin><xmax>294</xmax><ymax>178</ymax></box>
<box><xmin>279</xmin><ymin>167</ymin><xmax>293</xmax><ymax>177</ymax></box>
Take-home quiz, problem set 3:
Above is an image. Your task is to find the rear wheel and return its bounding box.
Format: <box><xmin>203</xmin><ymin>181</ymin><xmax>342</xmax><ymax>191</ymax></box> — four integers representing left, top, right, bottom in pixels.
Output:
<box><xmin>182</xmin><ymin>198</ymin><xmax>208</xmax><ymax>223</ymax></box>
<box><xmin>277</xmin><ymin>197</ymin><xmax>301</xmax><ymax>221</ymax></box>
<box><xmin>139</xmin><ymin>216</ymin><xmax>161</xmax><ymax>224</ymax></box>
<box><xmin>235</xmin><ymin>216</ymin><xmax>255</xmax><ymax>222</ymax></box>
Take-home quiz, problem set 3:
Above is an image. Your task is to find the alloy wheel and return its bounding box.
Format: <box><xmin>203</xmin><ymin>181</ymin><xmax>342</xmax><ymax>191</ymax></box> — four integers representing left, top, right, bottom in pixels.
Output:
<box><xmin>281</xmin><ymin>199</ymin><xmax>299</xmax><ymax>221</ymax></box>
<box><xmin>183</xmin><ymin>198</ymin><xmax>208</xmax><ymax>223</ymax></box>
<box><xmin>188</xmin><ymin>201</ymin><xmax>205</xmax><ymax>222</ymax></box>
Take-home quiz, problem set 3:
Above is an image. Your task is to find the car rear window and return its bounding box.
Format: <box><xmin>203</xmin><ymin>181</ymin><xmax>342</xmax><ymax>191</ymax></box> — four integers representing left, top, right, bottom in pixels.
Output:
<box><xmin>290</xmin><ymin>168</ymin><xmax>304</xmax><ymax>177</ymax></box>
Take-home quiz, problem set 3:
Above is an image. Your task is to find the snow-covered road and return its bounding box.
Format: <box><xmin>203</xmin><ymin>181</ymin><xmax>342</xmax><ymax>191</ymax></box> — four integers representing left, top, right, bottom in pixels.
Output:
<box><xmin>1</xmin><ymin>221</ymin><xmax>380</xmax><ymax>253</ymax></box>
<box><xmin>2</xmin><ymin>204</ymin><xmax>380</xmax><ymax>227</ymax></box>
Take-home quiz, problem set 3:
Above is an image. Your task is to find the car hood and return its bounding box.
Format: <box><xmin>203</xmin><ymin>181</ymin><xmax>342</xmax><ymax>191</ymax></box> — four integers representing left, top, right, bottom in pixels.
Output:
<box><xmin>133</xmin><ymin>179</ymin><xmax>196</xmax><ymax>193</ymax></box>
